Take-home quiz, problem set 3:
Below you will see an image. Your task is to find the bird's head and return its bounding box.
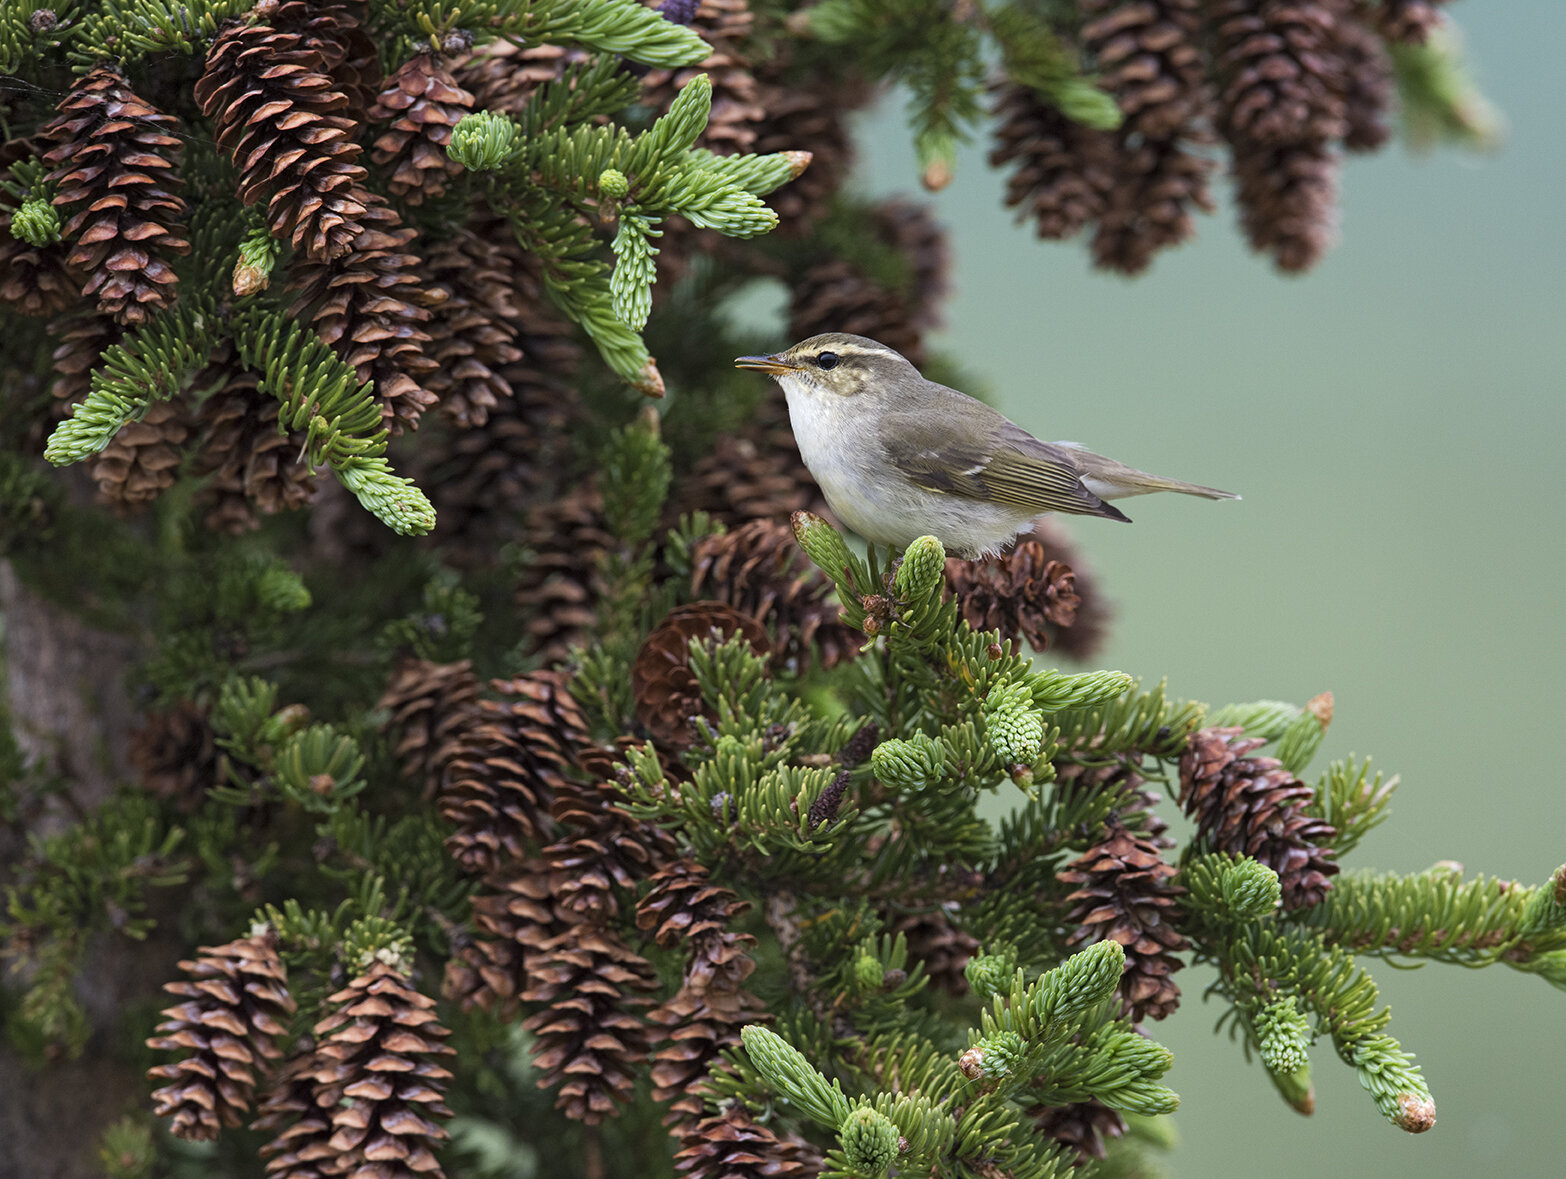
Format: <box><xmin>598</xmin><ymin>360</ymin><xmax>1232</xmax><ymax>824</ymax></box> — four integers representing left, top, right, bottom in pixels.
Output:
<box><xmin>735</xmin><ymin>333</ymin><xmax>917</xmax><ymax>400</ymax></box>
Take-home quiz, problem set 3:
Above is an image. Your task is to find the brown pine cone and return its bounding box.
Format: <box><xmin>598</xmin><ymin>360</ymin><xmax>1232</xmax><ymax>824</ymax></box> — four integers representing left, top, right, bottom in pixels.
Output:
<box><xmin>632</xmin><ymin>602</ymin><xmax>772</xmax><ymax>749</ymax></box>
<box><xmin>378</xmin><ymin>658</ymin><xmax>482</xmax><ymax>799</ymax></box>
<box><xmin>129</xmin><ymin>699</ymin><xmax>219</xmax><ymax>811</ymax></box>
<box><xmin>1334</xmin><ymin>12</ymin><xmax>1395</xmax><ymax>151</ymax></box>
<box><xmin>944</xmin><ymin>528</ymin><xmax>1101</xmax><ymax>657</ymax></box>
<box><xmin>49</xmin><ymin>311</ymin><xmax>121</xmax><ymax>410</ymax></box>
<box><xmin>0</xmin><ymin>138</ymin><xmax>77</xmax><ymax>318</ymax></box>
<box><xmin>195</xmin><ymin>5</ymin><xmax>369</xmax><ymax>261</ymax></box>
<box><xmin>1091</xmin><ymin>133</ymin><xmax>1216</xmax><ymax>275</ymax></box>
<box><xmin>640</xmin><ymin>1</ymin><xmax>766</xmax><ymax>155</ymax></box>
<box><xmin>369</xmin><ymin>53</ymin><xmax>475</xmax><ymax>204</ymax></box>
<box><xmin>442</xmin><ymin>861</ymin><xmax>561</xmax><ymax>1018</ymax></box>
<box><xmin>1231</xmin><ymin>139</ymin><xmax>1339</xmax><ymax>272</ymax></box>
<box><xmin>887</xmin><ymin>906</ymin><xmax>980</xmax><ymax>997</ymax></box>
<box><xmin>1084</xmin><ymin>0</ymin><xmax>1210</xmax><ymax>139</ymax></box>
<box><xmin>514</xmin><ymin>476</ymin><xmax>613</xmax><ymax>665</ymax></box>
<box><xmin>252</xmin><ymin>1048</ymin><xmax>335</xmax><ymax>1179</ymax></box>
<box><xmin>420</xmin><ymin>228</ymin><xmax>523</xmax><ymax>428</ymax></box>
<box><xmin>1371</xmin><ymin>0</ymin><xmax>1448</xmax><ymax>44</ymax></box>
<box><xmin>673</xmin><ymin>1104</ymin><xmax>823</xmax><ymax>1178</ymax></box>
<box><xmin>288</xmin><ymin>195</ymin><xmax>440</xmax><ymax>434</ymax></box>
<box><xmin>438</xmin><ymin>670</ymin><xmax>591</xmax><ymax>876</ymax></box>
<box><xmin>1206</xmin><ymin>0</ymin><xmax>1349</xmax><ymax>147</ymax></box>
<box><xmin>1027</xmin><ymin>1098</ymin><xmax>1128</xmax><ymax>1164</ymax></box>
<box><xmin>638</xmin><ymin>859</ymin><xmax>762</xmax><ymax>1119</ymax></box>
<box><xmin>452</xmin><ymin>40</ymin><xmax>574</xmax><ymax>117</ymax></box>
<box><xmin>190</xmin><ymin>364</ymin><xmax>318</xmax><ymax>534</ymax></box>
<box><xmin>309</xmin><ymin>961</ymin><xmax>454</xmax><ymax>1176</ymax></box>
<box><xmin>1178</xmin><ymin>725</ymin><xmax>1339</xmax><ymax>908</ymax></box>
<box><xmin>749</xmin><ymin>67</ymin><xmax>872</xmax><ymax>232</ymax></box>
<box><xmin>990</xmin><ymin>82</ymin><xmax>1116</xmax><ymax>242</ymax></box>
<box><xmin>147</xmin><ymin>932</ymin><xmax>297</xmax><ymax>1141</ymax></box>
<box><xmin>1059</xmin><ymin>820</ymin><xmax>1188</xmax><ymax>1020</ymax></box>
<box><xmin>689</xmin><ymin>518</ymin><xmax>861</xmax><ymax>672</ymax></box>
<box><xmin>542</xmin><ymin>770</ymin><xmax>682</xmax><ymax>927</ymax></box>
<box><xmin>41</xmin><ymin>65</ymin><xmax>189</xmax><ymax>323</ymax></box>
<box><xmin>521</xmin><ymin>924</ymin><xmax>659</xmax><ymax>1123</ymax></box>
<box><xmin>90</xmin><ymin>397</ymin><xmax>193</xmax><ymax>509</ymax></box>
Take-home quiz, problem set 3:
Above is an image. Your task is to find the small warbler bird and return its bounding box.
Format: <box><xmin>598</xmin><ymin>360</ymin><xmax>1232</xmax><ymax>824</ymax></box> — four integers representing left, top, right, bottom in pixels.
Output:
<box><xmin>735</xmin><ymin>333</ymin><xmax>1237</xmax><ymax>558</ymax></box>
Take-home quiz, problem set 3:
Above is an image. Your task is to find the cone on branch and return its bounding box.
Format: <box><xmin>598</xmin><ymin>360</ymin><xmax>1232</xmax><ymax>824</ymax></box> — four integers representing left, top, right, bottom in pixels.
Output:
<box><xmin>41</xmin><ymin>65</ymin><xmax>189</xmax><ymax>323</ymax></box>
<box><xmin>943</xmin><ymin>525</ymin><xmax>1108</xmax><ymax>660</ymax></box>
<box><xmin>309</xmin><ymin>961</ymin><xmax>455</xmax><ymax>1177</ymax></box>
<box><xmin>1027</xmin><ymin>1098</ymin><xmax>1128</xmax><ymax>1165</ymax></box>
<box><xmin>0</xmin><ymin>138</ymin><xmax>77</xmax><ymax>318</ymax></box>
<box><xmin>442</xmin><ymin>859</ymin><xmax>562</xmax><ymax>1019</ymax></box>
<box><xmin>749</xmin><ymin>67</ymin><xmax>871</xmax><ymax>232</ymax></box>
<box><xmin>369</xmin><ymin>53</ymin><xmax>475</xmax><ymax>204</ymax></box>
<box><xmin>514</xmin><ymin>477</ymin><xmax>613</xmax><ymax>665</ymax></box>
<box><xmin>377</xmin><ymin>658</ymin><xmax>482</xmax><ymax>799</ymax></box>
<box><xmin>1179</xmin><ymin>725</ymin><xmax>1339</xmax><ymax>909</ymax></box>
<box><xmin>669</xmin><ymin>389</ymin><xmax>825</xmax><ymax>528</ymax></box>
<box><xmin>191</xmin><ymin>364</ymin><xmax>319</xmax><ymax>534</ymax></box>
<box><xmin>673</xmin><ymin>1104</ymin><xmax>823</xmax><ymax>1179</ymax></box>
<box><xmin>90</xmin><ymin>397</ymin><xmax>193</xmax><ymax>509</ymax></box>
<box><xmin>147</xmin><ymin>932</ymin><xmax>297</xmax><ymax>1141</ymax></box>
<box><xmin>438</xmin><ymin>670</ymin><xmax>590</xmax><ymax>876</ymax></box>
<box><xmin>253</xmin><ymin>1047</ymin><xmax>336</xmax><ymax>1179</ymax></box>
<box><xmin>420</xmin><ymin>228</ymin><xmax>523</xmax><ymax>429</ymax></box>
<box><xmin>1333</xmin><ymin>13</ymin><xmax>1396</xmax><ymax>151</ymax></box>
<box><xmin>195</xmin><ymin>2</ymin><xmax>369</xmax><ymax>261</ymax></box>
<box><xmin>689</xmin><ymin>518</ymin><xmax>861</xmax><ymax>672</ymax></box>
<box><xmin>990</xmin><ymin>82</ymin><xmax>1116</xmax><ymax>242</ymax></box>
<box><xmin>1059</xmin><ymin>820</ymin><xmax>1188</xmax><ymax>1020</ymax></box>
<box><xmin>632</xmin><ymin>602</ymin><xmax>772</xmax><ymax>749</ymax></box>
<box><xmin>639</xmin><ymin>1</ymin><xmax>766</xmax><ymax>156</ymax></box>
<box><xmin>129</xmin><ymin>698</ymin><xmax>220</xmax><ymax>812</ymax></box>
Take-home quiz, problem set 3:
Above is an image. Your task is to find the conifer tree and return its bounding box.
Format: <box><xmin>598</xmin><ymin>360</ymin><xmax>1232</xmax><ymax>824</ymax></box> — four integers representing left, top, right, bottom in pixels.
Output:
<box><xmin>0</xmin><ymin>4</ymin><xmax>1543</xmax><ymax>1179</ymax></box>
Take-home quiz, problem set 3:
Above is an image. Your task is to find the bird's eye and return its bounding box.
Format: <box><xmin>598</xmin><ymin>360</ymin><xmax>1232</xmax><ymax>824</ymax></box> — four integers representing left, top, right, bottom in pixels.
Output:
<box><xmin>816</xmin><ymin>351</ymin><xmax>840</xmax><ymax>370</ymax></box>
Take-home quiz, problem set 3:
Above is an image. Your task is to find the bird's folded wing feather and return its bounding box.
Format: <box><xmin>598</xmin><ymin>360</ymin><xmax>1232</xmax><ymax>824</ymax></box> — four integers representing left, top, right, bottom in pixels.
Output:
<box><xmin>878</xmin><ymin>413</ymin><xmax>1124</xmax><ymax>518</ymax></box>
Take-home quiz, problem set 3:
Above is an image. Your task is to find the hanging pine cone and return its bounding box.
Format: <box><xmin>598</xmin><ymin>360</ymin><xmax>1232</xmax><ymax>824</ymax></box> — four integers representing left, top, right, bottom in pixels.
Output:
<box><xmin>943</xmin><ymin>528</ymin><xmax>1104</xmax><ymax>658</ymax></box>
<box><xmin>419</xmin><ymin>228</ymin><xmax>523</xmax><ymax>428</ymax></box>
<box><xmin>521</xmin><ymin>923</ymin><xmax>660</xmax><ymax>1123</ymax></box>
<box><xmin>90</xmin><ymin>397</ymin><xmax>193</xmax><ymax>509</ymax></box>
<box><xmin>309</xmin><ymin>961</ymin><xmax>455</xmax><ymax>1177</ymax></box>
<box><xmin>750</xmin><ymin>62</ymin><xmax>871</xmax><ymax>232</ymax></box>
<box><xmin>442</xmin><ymin>859</ymin><xmax>562</xmax><ymax>1019</ymax></box>
<box><xmin>1178</xmin><ymin>726</ymin><xmax>1339</xmax><ymax>908</ymax></box>
<box><xmin>639</xmin><ymin>1</ymin><xmax>765</xmax><ymax>155</ymax></box>
<box><xmin>1091</xmin><ymin>133</ymin><xmax>1217</xmax><ymax>275</ymax></box>
<box><xmin>49</xmin><ymin>311</ymin><xmax>120</xmax><ymax>410</ymax></box>
<box><xmin>689</xmin><ymin>518</ymin><xmax>861</xmax><ymax>672</ymax></box>
<box><xmin>1333</xmin><ymin>13</ymin><xmax>1395</xmax><ymax>151</ymax></box>
<box><xmin>40</xmin><ymin>65</ymin><xmax>189</xmax><ymax>323</ymax></box>
<box><xmin>669</xmin><ymin>388</ymin><xmax>825</xmax><ymax>528</ymax></box>
<box><xmin>129</xmin><ymin>698</ymin><xmax>219</xmax><ymax>812</ymax></box>
<box><xmin>438</xmin><ymin>670</ymin><xmax>590</xmax><ymax>876</ymax></box>
<box><xmin>632</xmin><ymin>602</ymin><xmax>772</xmax><ymax>749</ymax></box>
<box><xmin>638</xmin><ymin>859</ymin><xmax>763</xmax><ymax>1121</ymax></box>
<box><xmin>1083</xmin><ymin>0</ymin><xmax>1210</xmax><ymax>140</ymax></box>
<box><xmin>886</xmin><ymin>907</ymin><xmax>980</xmax><ymax>997</ymax></box>
<box><xmin>514</xmin><ymin>476</ymin><xmax>613</xmax><ymax>665</ymax></box>
<box><xmin>673</xmin><ymin>1104</ymin><xmax>823</xmax><ymax>1179</ymax></box>
<box><xmin>990</xmin><ymin>82</ymin><xmax>1116</xmax><ymax>242</ymax></box>
<box><xmin>368</xmin><ymin>53</ymin><xmax>475</xmax><ymax>204</ymax></box>
<box><xmin>452</xmin><ymin>40</ymin><xmax>574</xmax><ymax>116</ymax></box>
<box><xmin>1059</xmin><ymin>820</ymin><xmax>1188</xmax><ymax>1021</ymax></box>
<box><xmin>191</xmin><ymin>363</ymin><xmax>318</xmax><ymax>534</ymax></box>
<box><xmin>1027</xmin><ymin>1098</ymin><xmax>1128</xmax><ymax>1164</ymax></box>
<box><xmin>0</xmin><ymin>138</ymin><xmax>77</xmax><ymax>318</ymax></box>
<box><xmin>195</xmin><ymin>2</ymin><xmax>369</xmax><ymax>260</ymax></box>
<box><xmin>252</xmin><ymin>1047</ymin><xmax>336</xmax><ymax>1179</ymax></box>
<box><xmin>288</xmin><ymin>195</ymin><xmax>440</xmax><ymax>434</ymax></box>
<box><xmin>1231</xmin><ymin>139</ymin><xmax>1339</xmax><ymax>273</ymax></box>
<box><xmin>377</xmin><ymin>658</ymin><xmax>482</xmax><ymax>799</ymax></box>
<box><xmin>147</xmin><ymin>932</ymin><xmax>297</xmax><ymax>1141</ymax></box>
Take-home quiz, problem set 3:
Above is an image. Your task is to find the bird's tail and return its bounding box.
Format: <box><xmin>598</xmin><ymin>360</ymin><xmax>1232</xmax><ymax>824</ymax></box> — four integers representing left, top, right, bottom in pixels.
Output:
<box><xmin>1059</xmin><ymin>445</ymin><xmax>1240</xmax><ymax>502</ymax></box>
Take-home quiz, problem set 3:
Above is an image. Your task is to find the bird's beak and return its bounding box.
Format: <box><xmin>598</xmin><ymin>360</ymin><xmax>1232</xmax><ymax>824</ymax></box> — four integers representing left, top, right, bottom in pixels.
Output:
<box><xmin>734</xmin><ymin>353</ymin><xmax>798</xmax><ymax>375</ymax></box>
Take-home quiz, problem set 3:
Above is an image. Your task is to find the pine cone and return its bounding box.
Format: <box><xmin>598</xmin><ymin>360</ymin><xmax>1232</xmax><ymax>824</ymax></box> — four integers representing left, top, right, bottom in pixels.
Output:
<box><xmin>378</xmin><ymin>658</ymin><xmax>482</xmax><ymax>799</ymax></box>
<box><xmin>191</xmin><ymin>363</ymin><xmax>318</xmax><ymax>533</ymax></box>
<box><xmin>253</xmin><ymin>1048</ymin><xmax>336</xmax><ymax>1179</ymax></box>
<box><xmin>195</xmin><ymin>2</ymin><xmax>369</xmax><ymax>260</ymax></box>
<box><xmin>147</xmin><ymin>933</ymin><xmax>297</xmax><ymax>1141</ymax></box>
<box><xmin>369</xmin><ymin>53</ymin><xmax>474</xmax><ymax>204</ymax></box>
<box><xmin>419</xmin><ymin>228</ymin><xmax>523</xmax><ymax>428</ymax></box>
<box><xmin>632</xmin><ymin>602</ymin><xmax>772</xmax><ymax>749</ymax></box>
<box><xmin>452</xmin><ymin>40</ymin><xmax>574</xmax><ymax>117</ymax></box>
<box><xmin>0</xmin><ymin>138</ymin><xmax>77</xmax><ymax>318</ymax></box>
<box><xmin>638</xmin><ymin>859</ymin><xmax>762</xmax><ymax>1120</ymax></box>
<box><xmin>49</xmin><ymin>311</ymin><xmax>120</xmax><ymax>410</ymax></box>
<box><xmin>887</xmin><ymin>907</ymin><xmax>979</xmax><ymax>997</ymax></box>
<box><xmin>1052</xmin><ymin>752</ymin><xmax>1170</xmax><ymax>843</ymax></box>
<box><xmin>673</xmin><ymin>1105</ymin><xmax>823</xmax><ymax>1178</ymax></box>
<box><xmin>749</xmin><ymin>67</ymin><xmax>871</xmax><ymax>232</ymax></box>
<box><xmin>1334</xmin><ymin>12</ymin><xmax>1395</xmax><ymax>151</ymax></box>
<box><xmin>1207</xmin><ymin>0</ymin><xmax>1349</xmax><ymax>147</ymax></box>
<box><xmin>521</xmin><ymin>923</ymin><xmax>659</xmax><ymax>1123</ymax></box>
<box><xmin>309</xmin><ymin>961</ymin><xmax>454</xmax><ymax>1177</ymax></box>
<box><xmin>689</xmin><ymin>518</ymin><xmax>861</xmax><ymax>672</ymax></box>
<box><xmin>670</xmin><ymin>388</ymin><xmax>825</xmax><ymax>528</ymax></box>
<box><xmin>1371</xmin><ymin>0</ymin><xmax>1448</xmax><ymax>44</ymax></box>
<box><xmin>1178</xmin><ymin>726</ymin><xmax>1339</xmax><ymax>908</ymax></box>
<box><xmin>41</xmin><ymin>65</ymin><xmax>189</xmax><ymax>323</ymax></box>
<box><xmin>990</xmin><ymin>82</ymin><xmax>1115</xmax><ymax>242</ymax></box>
<box><xmin>513</xmin><ymin>476</ymin><xmax>613</xmax><ymax>665</ymax></box>
<box><xmin>543</xmin><ymin>768</ymin><xmax>682</xmax><ymax>927</ymax></box>
<box><xmin>944</xmin><ymin>529</ymin><xmax>1102</xmax><ymax>657</ymax></box>
<box><xmin>1231</xmin><ymin>139</ymin><xmax>1339</xmax><ymax>272</ymax></box>
<box><xmin>288</xmin><ymin>195</ymin><xmax>440</xmax><ymax>434</ymax></box>
<box><xmin>90</xmin><ymin>397</ymin><xmax>193</xmax><ymax>508</ymax></box>
<box><xmin>129</xmin><ymin>699</ymin><xmax>219</xmax><ymax>811</ymax></box>
<box><xmin>438</xmin><ymin>670</ymin><xmax>591</xmax><ymax>876</ymax></box>
<box><xmin>1027</xmin><ymin>1098</ymin><xmax>1128</xmax><ymax>1164</ymax></box>
<box><xmin>1084</xmin><ymin>0</ymin><xmax>1210</xmax><ymax>139</ymax></box>
<box><xmin>1059</xmin><ymin>821</ymin><xmax>1188</xmax><ymax>1020</ymax></box>
<box><xmin>442</xmin><ymin>861</ymin><xmax>561</xmax><ymax>1018</ymax></box>
<box><xmin>640</xmin><ymin>1</ymin><xmax>765</xmax><ymax>155</ymax></box>
<box><xmin>1090</xmin><ymin>133</ymin><xmax>1216</xmax><ymax>275</ymax></box>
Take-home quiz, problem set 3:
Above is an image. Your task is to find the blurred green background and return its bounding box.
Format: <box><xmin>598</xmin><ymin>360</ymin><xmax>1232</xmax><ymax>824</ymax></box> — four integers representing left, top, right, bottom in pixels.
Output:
<box><xmin>838</xmin><ymin>4</ymin><xmax>1564</xmax><ymax>1175</ymax></box>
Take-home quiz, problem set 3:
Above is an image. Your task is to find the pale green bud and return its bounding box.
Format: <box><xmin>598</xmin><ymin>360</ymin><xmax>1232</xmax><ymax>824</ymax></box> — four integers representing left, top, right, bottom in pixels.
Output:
<box><xmin>10</xmin><ymin>196</ymin><xmax>60</xmax><ymax>245</ymax></box>
<box><xmin>984</xmin><ymin>680</ymin><xmax>1044</xmax><ymax>766</ymax></box>
<box><xmin>448</xmin><ymin>111</ymin><xmax>523</xmax><ymax>171</ymax></box>
<box><xmin>1256</xmin><ymin>995</ymin><xmax>1311</xmax><ymax>1076</ymax></box>
<box><xmin>963</xmin><ymin>952</ymin><xmax>1014</xmax><ymax>1002</ymax></box>
<box><xmin>256</xmin><ymin>566</ymin><xmax>311</xmax><ymax>614</ymax></box>
<box><xmin>839</xmin><ymin>1106</ymin><xmax>899</xmax><ymax>1177</ymax></box>
<box><xmin>598</xmin><ymin>168</ymin><xmax>630</xmax><ymax>199</ymax></box>
<box><xmin>892</xmin><ymin>534</ymin><xmax>945</xmax><ymax>601</ymax></box>
<box><xmin>869</xmin><ymin>733</ymin><xmax>942</xmax><ymax>792</ymax></box>
<box><xmin>1038</xmin><ymin>940</ymin><xmax>1124</xmax><ymax>1023</ymax></box>
<box><xmin>792</xmin><ymin>511</ymin><xmax>852</xmax><ymax>579</ymax></box>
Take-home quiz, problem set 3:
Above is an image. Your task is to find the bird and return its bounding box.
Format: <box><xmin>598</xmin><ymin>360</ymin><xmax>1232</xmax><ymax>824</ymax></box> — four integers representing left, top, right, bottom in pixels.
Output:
<box><xmin>735</xmin><ymin>332</ymin><xmax>1237</xmax><ymax>559</ymax></box>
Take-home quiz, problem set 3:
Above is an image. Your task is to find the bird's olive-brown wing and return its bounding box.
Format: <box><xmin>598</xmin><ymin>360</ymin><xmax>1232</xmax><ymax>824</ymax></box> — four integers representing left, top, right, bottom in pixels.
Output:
<box><xmin>877</xmin><ymin>411</ymin><xmax>1129</xmax><ymax>521</ymax></box>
